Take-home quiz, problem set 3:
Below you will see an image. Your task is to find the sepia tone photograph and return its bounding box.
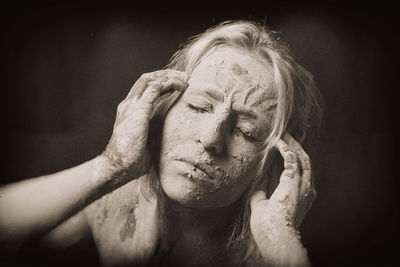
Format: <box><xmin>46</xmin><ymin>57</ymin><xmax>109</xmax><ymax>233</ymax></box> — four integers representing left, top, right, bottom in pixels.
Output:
<box><xmin>0</xmin><ymin>1</ymin><xmax>398</xmax><ymax>266</ymax></box>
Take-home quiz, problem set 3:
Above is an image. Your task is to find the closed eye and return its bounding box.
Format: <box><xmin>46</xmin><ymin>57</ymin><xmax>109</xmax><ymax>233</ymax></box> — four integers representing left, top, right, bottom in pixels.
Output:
<box><xmin>233</xmin><ymin>127</ymin><xmax>256</xmax><ymax>142</ymax></box>
<box><xmin>185</xmin><ymin>98</ymin><xmax>214</xmax><ymax>113</ymax></box>
<box><xmin>187</xmin><ymin>103</ymin><xmax>209</xmax><ymax>113</ymax></box>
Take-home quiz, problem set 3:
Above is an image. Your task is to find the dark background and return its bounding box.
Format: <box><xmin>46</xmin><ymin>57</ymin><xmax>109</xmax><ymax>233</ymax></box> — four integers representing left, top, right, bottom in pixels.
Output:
<box><xmin>1</xmin><ymin>0</ymin><xmax>398</xmax><ymax>266</ymax></box>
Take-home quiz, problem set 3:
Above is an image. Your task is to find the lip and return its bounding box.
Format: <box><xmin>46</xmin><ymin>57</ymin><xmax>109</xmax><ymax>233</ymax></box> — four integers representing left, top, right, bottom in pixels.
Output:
<box><xmin>175</xmin><ymin>159</ymin><xmax>219</xmax><ymax>181</ymax></box>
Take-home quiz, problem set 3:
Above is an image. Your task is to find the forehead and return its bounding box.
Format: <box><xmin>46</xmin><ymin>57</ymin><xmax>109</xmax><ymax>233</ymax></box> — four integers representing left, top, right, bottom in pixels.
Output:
<box><xmin>191</xmin><ymin>47</ymin><xmax>273</xmax><ymax>89</ymax></box>
<box><xmin>188</xmin><ymin>47</ymin><xmax>276</xmax><ymax>111</ymax></box>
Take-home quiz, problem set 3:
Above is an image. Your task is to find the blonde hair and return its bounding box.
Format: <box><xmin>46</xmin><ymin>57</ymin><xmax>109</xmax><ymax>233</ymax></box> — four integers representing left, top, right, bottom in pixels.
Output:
<box><xmin>148</xmin><ymin>20</ymin><xmax>323</xmax><ymax>262</ymax></box>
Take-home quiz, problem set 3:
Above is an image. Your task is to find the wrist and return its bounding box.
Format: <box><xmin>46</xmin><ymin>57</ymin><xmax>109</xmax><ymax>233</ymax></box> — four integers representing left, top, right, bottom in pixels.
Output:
<box><xmin>101</xmin><ymin>149</ymin><xmax>127</xmax><ymax>172</ymax></box>
<box><xmin>253</xmin><ymin>213</ymin><xmax>300</xmax><ymax>242</ymax></box>
<box><xmin>90</xmin><ymin>155</ymin><xmax>127</xmax><ymax>189</ymax></box>
<box><xmin>252</xmin><ymin>216</ymin><xmax>309</xmax><ymax>266</ymax></box>
<box><xmin>101</xmin><ymin>147</ymin><xmax>151</xmax><ymax>176</ymax></box>
<box><xmin>92</xmin><ymin>152</ymin><xmax>149</xmax><ymax>189</ymax></box>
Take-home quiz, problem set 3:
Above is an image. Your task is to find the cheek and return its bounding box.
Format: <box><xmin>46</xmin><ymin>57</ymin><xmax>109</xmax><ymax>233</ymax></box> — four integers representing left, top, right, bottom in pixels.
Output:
<box><xmin>157</xmin><ymin>103</ymin><xmax>262</xmax><ymax>207</ymax></box>
<box><xmin>160</xmin><ymin>105</ymin><xmax>188</xmax><ymax>153</ymax></box>
<box><xmin>159</xmin><ymin>103</ymin><xmax>204</xmax><ymax>166</ymax></box>
<box><xmin>219</xmin><ymin>138</ymin><xmax>261</xmax><ymax>186</ymax></box>
<box><xmin>209</xmin><ymin>146</ymin><xmax>260</xmax><ymax>207</ymax></box>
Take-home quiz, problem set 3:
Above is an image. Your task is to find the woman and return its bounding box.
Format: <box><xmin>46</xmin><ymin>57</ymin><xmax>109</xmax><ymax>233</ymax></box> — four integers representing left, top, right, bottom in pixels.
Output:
<box><xmin>0</xmin><ymin>20</ymin><xmax>322</xmax><ymax>266</ymax></box>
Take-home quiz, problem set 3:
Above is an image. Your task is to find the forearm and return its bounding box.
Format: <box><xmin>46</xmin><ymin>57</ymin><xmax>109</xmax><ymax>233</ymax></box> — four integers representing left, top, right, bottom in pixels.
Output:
<box><xmin>254</xmin><ymin>225</ymin><xmax>310</xmax><ymax>267</ymax></box>
<box><xmin>0</xmin><ymin>155</ymin><xmax>133</xmax><ymax>245</ymax></box>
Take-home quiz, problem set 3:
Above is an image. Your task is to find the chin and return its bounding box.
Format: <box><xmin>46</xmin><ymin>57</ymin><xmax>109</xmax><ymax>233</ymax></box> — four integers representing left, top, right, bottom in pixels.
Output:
<box><xmin>159</xmin><ymin>174</ymin><xmax>245</xmax><ymax>209</ymax></box>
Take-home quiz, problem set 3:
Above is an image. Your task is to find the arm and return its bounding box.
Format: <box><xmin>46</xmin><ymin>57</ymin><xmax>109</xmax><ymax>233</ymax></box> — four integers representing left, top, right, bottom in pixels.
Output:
<box><xmin>250</xmin><ymin>133</ymin><xmax>316</xmax><ymax>266</ymax></box>
<box><xmin>0</xmin><ymin>70</ymin><xmax>188</xmax><ymax>249</ymax></box>
<box><xmin>0</xmin><ymin>155</ymin><xmax>121</xmax><ymax>248</ymax></box>
<box><xmin>250</xmin><ymin>213</ymin><xmax>310</xmax><ymax>266</ymax></box>
<box><xmin>40</xmin><ymin>210</ymin><xmax>92</xmax><ymax>250</ymax></box>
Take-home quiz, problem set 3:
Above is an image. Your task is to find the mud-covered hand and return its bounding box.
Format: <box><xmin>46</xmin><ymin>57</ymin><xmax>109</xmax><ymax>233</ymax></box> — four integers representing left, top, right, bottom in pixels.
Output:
<box><xmin>103</xmin><ymin>69</ymin><xmax>189</xmax><ymax>177</ymax></box>
<box><xmin>249</xmin><ymin>133</ymin><xmax>316</xmax><ymax>266</ymax></box>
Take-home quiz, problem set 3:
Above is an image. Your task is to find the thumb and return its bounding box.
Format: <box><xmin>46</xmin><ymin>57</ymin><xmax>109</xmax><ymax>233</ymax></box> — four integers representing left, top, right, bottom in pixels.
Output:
<box><xmin>250</xmin><ymin>190</ymin><xmax>267</xmax><ymax>211</ymax></box>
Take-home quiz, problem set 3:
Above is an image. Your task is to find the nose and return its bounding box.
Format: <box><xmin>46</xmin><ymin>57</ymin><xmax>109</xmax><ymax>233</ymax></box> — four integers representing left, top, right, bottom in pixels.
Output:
<box><xmin>198</xmin><ymin>112</ymin><xmax>230</xmax><ymax>155</ymax></box>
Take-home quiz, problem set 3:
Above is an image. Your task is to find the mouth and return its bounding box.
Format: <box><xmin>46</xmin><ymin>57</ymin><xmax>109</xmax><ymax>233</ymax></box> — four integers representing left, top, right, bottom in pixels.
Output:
<box><xmin>175</xmin><ymin>159</ymin><xmax>223</xmax><ymax>181</ymax></box>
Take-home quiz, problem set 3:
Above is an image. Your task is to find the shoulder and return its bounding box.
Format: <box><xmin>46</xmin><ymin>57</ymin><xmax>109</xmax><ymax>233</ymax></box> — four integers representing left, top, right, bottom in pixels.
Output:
<box><xmin>84</xmin><ymin>175</ymin><xmax>161</xmax><ymax>265</ymax></box>
<box><xmin>84</xmin><ymin>177</ymin><xmax>142</xmax><ymax>236</ymax></box>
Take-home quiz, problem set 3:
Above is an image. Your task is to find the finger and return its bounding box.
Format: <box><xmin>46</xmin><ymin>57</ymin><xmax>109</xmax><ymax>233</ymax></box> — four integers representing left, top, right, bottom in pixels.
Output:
<box><xmin>160</xmin><ymin>77</ymin><xmax>189</xmax><ymax>92</ymax></box>
<box><xmin>300</xmin><ymin>187</ymin><xmax>317</xmax><ymax>226</ymax></box>
<box><xmin>125</xmin><ymin>69</ymin><xmax>188</xmax><ymax>101</ymax></box>
<box><xmin>269</xmin><ymin>176</ymin><xmax>298</xmax><ymax>204</ymax></box>
<box><xmin>275</xmin><ymin>139</ymin><xmax>300</xmax><ymax>179</ymax></box>
<box><xmin>250</xmin><ymin>190</ymin><xmax>267</xmax><ymax>210</ymax></box>
<box><xmin>270</xmin><ymin>138</ymin><xmax>301</xmax><ymax>203</ymax></box>
<box><xmin>116</xmin><ymin>71</ymin><xmax>189</xmax><ymax>124</ymax></box>
<box><xmin>153</xmin><ymin>70</ymin><xmax>189</xmax><ymax>93</ymax></box>
<box><xmin>154</xmin><ymin>69</ymin><xmax>189</xmax><ymax>82</ymax></box>
<box><xmin>126</xmin><ymin>73</ymin><xmax>153</xmax><ymax>100</ymax></box>
<box><xmin>127</xmin><ymin>70</ymin><xmax>188</xmax><ymax>101</ymax></box>
<box><xmin>141</xmin><ymin>79</ymin><xmax>188</xmax><ymax>105</ymax></box>
<box><xmin>283</xmin><ymin>133</ymin><xmax>313</xmax><ymax>186</ymax></box>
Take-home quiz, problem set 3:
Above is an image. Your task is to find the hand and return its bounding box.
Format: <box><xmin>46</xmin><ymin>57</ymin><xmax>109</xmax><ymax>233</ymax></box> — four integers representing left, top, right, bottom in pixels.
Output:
<box><xmin>249</xmin><ymin>133</ymin><xmax>316</xmax><ymax>264</ymax></box>
<box><xmin>102</xmin><ymin>69</ymin><xmax>189</xmax><ymax>177</ymax></box>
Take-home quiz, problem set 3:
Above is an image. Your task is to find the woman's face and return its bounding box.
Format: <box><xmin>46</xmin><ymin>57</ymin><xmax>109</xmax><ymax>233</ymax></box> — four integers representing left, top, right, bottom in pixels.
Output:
<box><xmin>158</xmin><ymin>47</ymin><xmax>277</xmax><ymax>208</ymax></box>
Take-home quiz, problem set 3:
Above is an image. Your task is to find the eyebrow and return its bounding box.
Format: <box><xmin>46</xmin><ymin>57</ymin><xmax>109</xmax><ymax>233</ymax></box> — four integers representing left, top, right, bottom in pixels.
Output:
<box><xmin>189</xmin><ymin>87</ymin><xmax>225</xmax><ymax>102</ymax></box>
<box><xmin>234</xmin><ymin>106</ymin><xmax>257</xmax><ymax>119</ymax></box>
<box><xmin>188</xmin><ymin>88</ymin><xmax>259</xmax><ymax>118</ymax></box>
<box><xmin>205</xmin><ymin>88</ymin><xmax>225</xmax><ymax>102</ymax></box>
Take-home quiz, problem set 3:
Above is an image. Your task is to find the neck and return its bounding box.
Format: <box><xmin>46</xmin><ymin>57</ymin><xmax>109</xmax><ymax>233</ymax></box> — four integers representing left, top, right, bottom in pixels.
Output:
<box><xmin>157</xmin><ymin>192</ymin><xmax>243</xmax><ymax>266</ymax></box>
<box><xmin>164</xmin><ymin>195</ymin><xmax>241</xmax><ymax>236</ymax></box>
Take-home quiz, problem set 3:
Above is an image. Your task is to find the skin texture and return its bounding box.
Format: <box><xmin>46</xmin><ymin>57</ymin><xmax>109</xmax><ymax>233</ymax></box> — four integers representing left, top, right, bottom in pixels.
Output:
<box><xmin>250</xmin><ymin>133</ymin><xmax>316</xmax><ymax>266</ymax></box>
<box><xmin>158</xmin><ymin>47</ymin><xmax>277</xmax><ymax>208</ymax></box>
<box><xmin>0</xmin><ymin>46</ymin><xmax>315</xmax><ymax>266</ymax></box>
<box><xmin>0</xmin><ymin>69</ymin><xmax>189</xmax><ymax>257</ymax></box>
<box><xmin>103</xmin><ymin>69</ymin><xmax>189</xmax><ymax>178</ymax></box>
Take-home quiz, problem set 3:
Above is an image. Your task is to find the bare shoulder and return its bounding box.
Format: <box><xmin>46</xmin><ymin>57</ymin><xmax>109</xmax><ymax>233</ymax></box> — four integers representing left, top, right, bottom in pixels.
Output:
<box><xmin>39</xmin><ymin>177</ymin><xmax>146</xmax><ymax>264</ymax></box>
<box><xmin>83</xmin><ymin>175</ymin><xmax>160</xmax><ymax>266</ymax></box>
<box><xmin>39</xmin><ymin>178</ymin><xmax>140</xmax><ymax>250</ymax></box>
<box><xmin>84</xmin><ymin>177</ymin><xmax>142</xmax><ymax>233</ymax></box>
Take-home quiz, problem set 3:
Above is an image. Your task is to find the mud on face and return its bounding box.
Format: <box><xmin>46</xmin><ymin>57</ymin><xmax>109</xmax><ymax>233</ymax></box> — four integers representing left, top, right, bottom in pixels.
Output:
<box><xmin>158</xmin><ymin>47</ymin><xmax>277</xmax><ymax>208</ymax></box>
